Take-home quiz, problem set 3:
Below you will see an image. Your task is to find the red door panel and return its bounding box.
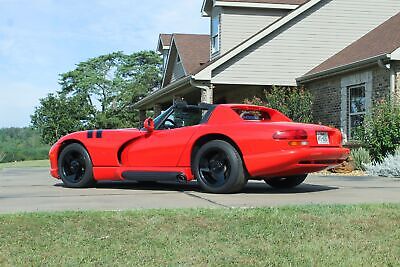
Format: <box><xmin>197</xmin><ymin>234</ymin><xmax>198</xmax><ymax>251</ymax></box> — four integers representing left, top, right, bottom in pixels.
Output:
<box><xmin>124</xmin><ymin>126</ymin><xmax>198</xmax><ymax>167</ymax></box>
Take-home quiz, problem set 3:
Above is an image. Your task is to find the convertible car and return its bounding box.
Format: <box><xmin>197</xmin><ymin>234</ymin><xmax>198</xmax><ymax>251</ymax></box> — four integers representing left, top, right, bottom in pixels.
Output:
<box><xmin>49</xmin><ymin>102</ymin><xmax>349</xmax><ymax>193</ymax></box>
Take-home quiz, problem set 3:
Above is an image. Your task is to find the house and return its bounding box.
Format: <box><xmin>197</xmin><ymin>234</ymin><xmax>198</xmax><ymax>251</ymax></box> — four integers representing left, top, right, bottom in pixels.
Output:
<box><xmin>297</xmin><ymin>12</ymin><xmax>400</xmax><ymax>140</ymax></box>
<box><xmin>134</xmin><ymin>0</ymin><xmax>400</xmax><ymax>139</ymax></box>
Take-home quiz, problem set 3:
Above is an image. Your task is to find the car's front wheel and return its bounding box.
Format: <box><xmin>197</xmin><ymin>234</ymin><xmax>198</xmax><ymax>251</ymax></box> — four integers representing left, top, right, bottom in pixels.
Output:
<box><xmin>264</xmin><ymin>174</ymin><xmax>308</xmax><ymax>189</ymax></box>
<box><xmin>193</xmin><ymin>140</ymin><xmax>246</xmax><ymax>194</ymax></box>
<box><xmin>58</xmin><ymin>143</ymin><xmax>95</xmax><ymax>188</ymax></box>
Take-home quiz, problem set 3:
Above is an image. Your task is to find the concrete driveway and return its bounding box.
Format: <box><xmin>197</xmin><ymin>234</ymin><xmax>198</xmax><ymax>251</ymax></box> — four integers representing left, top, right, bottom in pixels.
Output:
<box><xmin>1</xmin><ymin>167</ymin><xmax>399</xmax><ymax>213</ymax></box>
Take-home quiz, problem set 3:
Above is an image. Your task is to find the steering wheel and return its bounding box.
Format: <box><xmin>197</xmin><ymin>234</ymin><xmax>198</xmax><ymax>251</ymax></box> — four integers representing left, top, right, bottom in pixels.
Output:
<box><xmin>163</xmin><ymin>118</ymin><xmax>177</xmax><ymax>129</ymax></box>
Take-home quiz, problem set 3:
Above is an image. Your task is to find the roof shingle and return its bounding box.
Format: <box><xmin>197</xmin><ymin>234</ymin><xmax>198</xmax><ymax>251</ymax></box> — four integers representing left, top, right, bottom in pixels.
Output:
<box><xmin>173</xmin><ymin>34</ymin><xmax>210</xmax><ymax>75</ymax></box>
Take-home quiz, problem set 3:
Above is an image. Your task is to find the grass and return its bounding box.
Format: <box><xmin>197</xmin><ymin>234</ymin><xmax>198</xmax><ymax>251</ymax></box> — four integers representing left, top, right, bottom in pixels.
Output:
<box><xmin>0</xmin><ymin>159</ymin><xmax>49</xmax><ymax>170</ymax></box>
<box><xmin>0</xmin><ymin>204</ymin><xmax>399</xmax><ymax>266</ymax></box>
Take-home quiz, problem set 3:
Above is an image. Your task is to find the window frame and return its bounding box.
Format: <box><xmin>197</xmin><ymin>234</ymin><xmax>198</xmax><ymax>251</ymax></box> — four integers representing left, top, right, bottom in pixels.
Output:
<box><xmin>211</xmin><ymin>15</ymin><xmax>220</xmax><ymax>54</ymax></box>
<box><xmin>347</xmin><ymin>83</ymin><xmax>366</xmax><ymax>139</ymax></box>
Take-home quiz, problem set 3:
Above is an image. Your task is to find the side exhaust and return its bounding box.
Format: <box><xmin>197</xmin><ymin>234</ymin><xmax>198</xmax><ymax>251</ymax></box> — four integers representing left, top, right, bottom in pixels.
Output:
<box><xmin>176</xmin><ymin>173</ymin><xmax>188</xmax><ymax>183</ymax></box>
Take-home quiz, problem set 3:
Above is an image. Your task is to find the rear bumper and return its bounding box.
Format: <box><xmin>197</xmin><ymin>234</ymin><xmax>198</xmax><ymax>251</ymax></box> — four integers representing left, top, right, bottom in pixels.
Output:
<box><xmin>244</xmin><ymin>147</ymin><xmax>350</xmax><ymax>178</ymax></box>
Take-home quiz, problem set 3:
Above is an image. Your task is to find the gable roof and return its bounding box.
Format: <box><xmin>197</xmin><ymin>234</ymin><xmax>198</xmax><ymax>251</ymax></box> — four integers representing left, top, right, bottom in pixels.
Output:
<box><xmin>174</xmin><ymin>34</ymin><xmax>210</xmax><ymax>75</ymax></box>
<box><xmin>157</xmin><ymin>34</ymin><xmax>172</xmax><ymax>53</ymax></box>
<box><xmin>202</xmin><ymin>0</ymin><xmax>307</xmax><ymax>16</ymax></box>
<box><xmin>217</xmin><ymin>0</ymin><xmax>307</xmax><ymax>4</ymax></box>
<box><xmin>195</xmin><ymin>0</ymin><xmax>320</xmax><ymax>80</ymax></box>
<box><xmin>162</xmin><ymin>33</ymin><xmax>210</xmax><ymax>87</ymax></box>
<box><xmin>305</xmin><ymin>12</ymin><xmax>400</xmax><ymax>77</ymax></box>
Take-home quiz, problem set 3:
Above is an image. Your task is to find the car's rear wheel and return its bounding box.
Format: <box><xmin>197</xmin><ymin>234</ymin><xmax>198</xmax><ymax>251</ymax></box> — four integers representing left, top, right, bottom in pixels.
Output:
<box><xmin>264</xmin><ymin>174</ymin><xmax>308</xmax><ymax>189</ymax></box>
<box><xmin>58</xmin><ymin>143</ymin><xmax>95</xmax><ymax>188</ymax></box>
<box><xmin>193</xmin><ymin>140</ymin><xmax>246</xmax><ymax>193</ymax></box>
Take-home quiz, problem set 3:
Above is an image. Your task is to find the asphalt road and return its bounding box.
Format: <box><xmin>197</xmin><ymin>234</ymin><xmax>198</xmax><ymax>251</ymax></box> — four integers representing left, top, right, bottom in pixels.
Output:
<box><xmin>0</xmin><ymin>167</ymin><xmax>399</xmax><ymax>213</ymax></box>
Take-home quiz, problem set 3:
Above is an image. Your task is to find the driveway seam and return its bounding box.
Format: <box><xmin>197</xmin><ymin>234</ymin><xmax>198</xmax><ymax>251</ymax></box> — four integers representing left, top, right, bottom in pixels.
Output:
<box><xmin>182</xmin><ymin>191</ymin><xmax>230</xmax><ymax>208</ymax></box>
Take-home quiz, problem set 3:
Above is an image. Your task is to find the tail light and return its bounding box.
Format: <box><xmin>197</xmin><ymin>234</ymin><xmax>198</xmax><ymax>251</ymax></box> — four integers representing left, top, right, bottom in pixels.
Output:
<box><xmin>273</xmin><ymin>130</ymin><xmax>308</xmax><ymax>140</ymax></box>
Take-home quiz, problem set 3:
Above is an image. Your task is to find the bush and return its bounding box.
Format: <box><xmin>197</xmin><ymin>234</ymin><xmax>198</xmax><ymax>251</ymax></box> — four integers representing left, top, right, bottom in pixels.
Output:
<box><xmin>0</xmin><ymin>128</ymin><xmax>50</xmax><ymax>163</ymax></box>
<box><xmin>354</xmin><ymin>99</ymin><xmax>400</xmax><ymax>162</ymax></box>
<box><xmin>351</xmin><ymin>147</ymin><xmax>371</xmax><ymax>171</ymax></box>
<box><xmin>0</xmin><ymin>151</ymin><xmax>6</xmax><ymax>163</ymax></box>
<box><xmin>365</xmin><ymin>147</ymin><xmax>400</xmax><ymax>178</ymax></box>
<box><xmin>245</xmin><ymin>86</ymin><xmax>314</xmax><ymax>123</ymax></box>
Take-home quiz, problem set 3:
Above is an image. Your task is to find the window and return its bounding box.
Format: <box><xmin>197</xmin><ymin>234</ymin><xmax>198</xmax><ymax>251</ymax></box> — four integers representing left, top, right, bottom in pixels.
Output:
<box><xmin>348</xmin><ymin>84</ymin><xmax>366</xmax><ymax>139</ymax></box>
<box><xmin>162</xmin><ymin>50</ymin><xmax>169</xmax><ymax>70</ymax></box>
<box><xmin>211</xmin><ymin>15</ymin><xmax>220</xmax><ymax>53</ymax></box>
<box><xmin>157</xmin><ymin>107</ymin><xmax>206</xmax><ymax>130</ymax></box>
<box><xmin>233</xmin><ymin>109</ymin><xmax>271</xmax><ymax>121</ymax></box>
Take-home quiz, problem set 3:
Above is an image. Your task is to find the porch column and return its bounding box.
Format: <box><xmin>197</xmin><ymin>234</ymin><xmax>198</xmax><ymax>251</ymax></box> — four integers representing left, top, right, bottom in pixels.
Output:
<box><xmin>153</xmin><ymin>104</ymin><xmax>162</xmax><ymax>117</ymax></box>
<box><xmin>139</xmin><ymin>109</ymin><xmax>146</xmax><ymax>127</ymax></box>
<box><xmin>201</xmin><ymin>85</ymin><xmax>213</xmax><ymax>104</ymax></box>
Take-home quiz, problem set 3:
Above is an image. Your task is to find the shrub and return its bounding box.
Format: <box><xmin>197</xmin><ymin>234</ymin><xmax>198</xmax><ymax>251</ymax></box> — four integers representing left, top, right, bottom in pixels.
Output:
<box><xmin>365</xmin><ymin>147</ymin><xmax>400</xmax><ymax>178</ymax></box>
<box><xmin>0</xmin><ymin>151</ymin><xmax>6</xmax><ymax>163</ymax></box>
<box><xmin>245</xmin><ymin>86</ymin><xmax>314</xmax><ymax>123</ymax></box>
<box><xmin>351</xmin><ymin>147</ymin><xmax>371</xmax><ymax>171</ymax></box>
<box><xmin>354</xmin><ymin>99</ymin><xmax>400</xmax><ymax>162</ymax></box>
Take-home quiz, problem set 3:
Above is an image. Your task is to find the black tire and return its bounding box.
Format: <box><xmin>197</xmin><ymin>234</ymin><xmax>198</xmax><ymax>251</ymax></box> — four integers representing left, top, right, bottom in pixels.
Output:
<box><xmin>264</xmin><ymin>174</ymin><xmax>308</xmax><ymax>189</ymax></box>
<box><xmin>58</xmin><ymin>143</ymin><xmax>95</xmax><ymax>188</ymax></box>
<box><xmin>193</xmin><ymin>140</ymin><xmax>246</xmax><ymax>193</ymax></box>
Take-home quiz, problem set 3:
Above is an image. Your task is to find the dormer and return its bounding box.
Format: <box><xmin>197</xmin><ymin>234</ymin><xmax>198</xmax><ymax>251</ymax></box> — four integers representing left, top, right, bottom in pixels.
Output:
<box><xmin>161</xmin><ymin>34</ymin><xmax>210</xmax><ymax>88</ymax></box>
<box><xmin>201</xmin><ymin>0</ymin><xmax>306</xmax><ymax>58</ymax></box>
<box><xmin>157</xmin><ymin>34</ymin><xmax>172</xmax><ymax>71</ymax></box>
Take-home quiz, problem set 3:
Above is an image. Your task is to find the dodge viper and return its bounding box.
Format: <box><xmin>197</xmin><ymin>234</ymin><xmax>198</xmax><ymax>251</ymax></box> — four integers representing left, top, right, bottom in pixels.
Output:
<box><xmin>49</xmin><ymin>102</ymin><xmax>349</xmax><ymax>193</ymax></box>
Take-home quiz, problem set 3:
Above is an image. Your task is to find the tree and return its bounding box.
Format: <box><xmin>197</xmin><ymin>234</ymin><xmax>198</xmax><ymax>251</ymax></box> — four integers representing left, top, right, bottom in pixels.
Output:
<box><xmin>31</xmin><ymin>51</ymin><xmax>162</xmax><ymax>144</ymax></box>
<box><xmin>245</xmin><ymin>86</ymin><xmax>314</xmax><ymax>123</ymax></box>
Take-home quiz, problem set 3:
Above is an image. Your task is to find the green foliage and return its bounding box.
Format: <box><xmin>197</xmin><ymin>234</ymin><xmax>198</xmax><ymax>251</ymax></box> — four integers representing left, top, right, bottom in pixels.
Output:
<box><xmin>350</xmin><ymin>147</ymin><xmax>371</xmax><ymax>171</ymax></box>
<box><xmin>0</xmin><ymin>205</ymin><xmax>400</xmax><ymax>266</ymax></box>
<box><xmin>31</xmin><ymin>51</ymin><xmax>162</xmax><ymax>144</ymax></box>
<box><xmin>354</xmin><ymin>99</ymin><xmax>400</xmax><ymax>162</ymax></box>
<box><xmin>245</xmin><ymin>85</ymin><xmax>314</xmax><ymax>123</ymax></box>
<box><xmin>0</xmin><ymin>128</ymin><xmax>50</xmax><ymax>163</ymax></box>
<box><xmin>366</xmin><ymin>147</ymin><xmax>400</xmax><ymax>177</ymax></box>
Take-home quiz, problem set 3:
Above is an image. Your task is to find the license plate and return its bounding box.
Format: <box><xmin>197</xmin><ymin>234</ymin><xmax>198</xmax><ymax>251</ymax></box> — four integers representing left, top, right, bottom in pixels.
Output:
<box><xmin>316</xmin><ymin>132</ymin><xmax>330</xmax><ymax>145</ymax></box>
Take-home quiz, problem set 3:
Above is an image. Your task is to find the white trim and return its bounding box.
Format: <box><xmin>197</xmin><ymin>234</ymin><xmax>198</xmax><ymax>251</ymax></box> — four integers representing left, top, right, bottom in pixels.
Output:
<box><xmin>391</xmin><ymin>47</ymin><xmax>400</xmax><ymax>60</ymax></box>
<box><xmin>215</xmin><ymin>1</ymin><xmax>299</xmax><ymax>10</ymax></box>
<box><xmin>194</xmin><ymin>0</ymin><xmax>322</xmax><ymax>80</ymax></box>
<box><xmin>133</xmin><ymin>76</ymin><xmax>192</xmax><ymax>109</ymax></box>
<box><xmin>340</xmin><ymin>71</ymin><xmax>372</xmax><ymax>139</ymax></box>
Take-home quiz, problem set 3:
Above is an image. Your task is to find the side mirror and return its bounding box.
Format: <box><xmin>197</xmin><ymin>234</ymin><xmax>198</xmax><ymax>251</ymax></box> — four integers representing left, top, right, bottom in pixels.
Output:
<box><xmin>144</xmin><ymin>118</ymin><xmax>154</xmax><ymax>133</ymax></box>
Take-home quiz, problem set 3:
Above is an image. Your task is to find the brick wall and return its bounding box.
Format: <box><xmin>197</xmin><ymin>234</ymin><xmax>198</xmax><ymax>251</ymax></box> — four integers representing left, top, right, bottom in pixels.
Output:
<box><xmin>372</xmin><ymin>66</ymin><xmax>391</xmax><ymax>103</ymax></box>
<box><xmin>305</xmin><ymin>77</ymin><xmax>341</xmax><ymax>128</ymax></box>
<box><xmin>303</xmin><ymin>65</ymin><xmax>392</xmax><ymax>130</ymax></box>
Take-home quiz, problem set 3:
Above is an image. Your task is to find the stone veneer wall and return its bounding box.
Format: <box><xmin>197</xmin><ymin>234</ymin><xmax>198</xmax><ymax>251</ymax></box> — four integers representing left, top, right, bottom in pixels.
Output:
<box><xmin>305</xmin><ymin>77</ymin><xmax>342</xmax><ymax>128</ymax></box>
<box><xmin>372</xmin><ymin>66</ymin><xmax>391</xmax><ymax>103</ymax></box>
<box><xmin>304</xmin><ymin>65</ymin><xmax>392</xmax><ymax>129</ymax></box>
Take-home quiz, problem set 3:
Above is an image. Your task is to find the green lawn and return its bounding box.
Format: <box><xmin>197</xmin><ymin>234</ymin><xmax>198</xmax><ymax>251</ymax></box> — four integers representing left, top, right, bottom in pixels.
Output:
<box><xmin>0</xmin><ymin>204</ymin><xmax>399</xmax><ymax>266</ymax></box>
<box><xmin>0</xmin><ymin>159</ymin><xmax>49</xmax><ymax>170</ymax></box>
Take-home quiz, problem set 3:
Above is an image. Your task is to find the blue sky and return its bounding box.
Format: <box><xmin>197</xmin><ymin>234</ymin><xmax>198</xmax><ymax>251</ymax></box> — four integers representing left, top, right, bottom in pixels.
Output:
<box><xmin>0</xmin><ymin>0</ymin><xmax>208</xmax><ymax>128</ymax></box>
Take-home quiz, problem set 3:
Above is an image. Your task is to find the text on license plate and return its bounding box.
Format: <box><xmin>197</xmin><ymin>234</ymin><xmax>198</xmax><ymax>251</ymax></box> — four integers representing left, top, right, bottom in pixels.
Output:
<box><xmin>316</xmin><ymin>132</ymin><xmax>330</xmax><ymax>145</ymax></box>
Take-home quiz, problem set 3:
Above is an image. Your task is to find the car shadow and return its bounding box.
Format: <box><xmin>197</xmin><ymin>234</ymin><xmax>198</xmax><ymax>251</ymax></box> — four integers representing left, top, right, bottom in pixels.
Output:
<box><xmin>54</xmin><ymin>181</ymin><xmax>338</xmax><ymax>194</ymax></box>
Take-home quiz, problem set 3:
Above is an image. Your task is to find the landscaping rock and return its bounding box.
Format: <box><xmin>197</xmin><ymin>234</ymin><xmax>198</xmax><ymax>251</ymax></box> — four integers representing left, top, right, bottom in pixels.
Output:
<box><xmin>328</xmin><ymin>156</ymin><xmax>355</xmax><ymax>173</ymax></box>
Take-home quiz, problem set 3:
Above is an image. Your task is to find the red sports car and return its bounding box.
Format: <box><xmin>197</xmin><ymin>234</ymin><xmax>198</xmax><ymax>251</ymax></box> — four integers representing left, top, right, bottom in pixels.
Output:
<box><xmin>49</xmin><ymin>102</ymin><xmax>349</xmax><ymax>193</ymax></box>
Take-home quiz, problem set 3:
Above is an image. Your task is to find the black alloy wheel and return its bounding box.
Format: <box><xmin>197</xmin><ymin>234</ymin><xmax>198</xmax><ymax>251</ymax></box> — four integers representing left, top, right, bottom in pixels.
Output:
<box><xmin>264</xmin><ymin>174</ymin><xmax>308</xmax><ymax>189</ymax></box>
<box><xmin>193</xmin><ymin>140</ymin><xmax>246</xmax><ymax>193</ymax></box>
<box><xmin>58</xmin><ymin>143</ymin><xmax>95</xmax><ymax>188</ymax></box>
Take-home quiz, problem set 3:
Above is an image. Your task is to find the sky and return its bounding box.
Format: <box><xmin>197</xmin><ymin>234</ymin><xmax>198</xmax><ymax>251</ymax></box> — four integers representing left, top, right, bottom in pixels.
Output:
<box><xmin>0</xmin><ymin>0</ymin><xmax>208</xmax><ymax>128</ymax></box>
